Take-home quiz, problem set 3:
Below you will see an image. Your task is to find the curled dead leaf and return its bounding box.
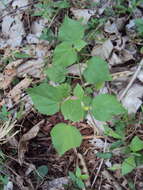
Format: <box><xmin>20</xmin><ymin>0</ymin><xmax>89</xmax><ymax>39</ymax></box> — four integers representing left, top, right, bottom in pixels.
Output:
<box><xmin>18</xmin><ymin>120</ymin><xmax>44</xmax><ymax>165</ymax></box>
<box><xmin>91</xmin><ymin>39</ymin><xmax>113</xmax><ymax>60</ymax></box>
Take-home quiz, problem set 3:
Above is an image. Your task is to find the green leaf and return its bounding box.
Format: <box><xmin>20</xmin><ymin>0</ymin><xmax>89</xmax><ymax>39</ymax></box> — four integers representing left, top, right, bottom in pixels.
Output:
<box><xmin>58</xmin><ymin>16</ymin><xmax>85</xmax><ymax>43</ymax></box>
<box><xmin>96</xmin><ymin>152</ymin><xmax>113</xmax><ymax>159</ymax></box>
<box><xmin>105</xmin><ymin>127</ymin><xmax>123</xmax><ymax>139</ymax></box>
<box><xmin>122</xmin><ymin>156</ymin><xmax>136</xmax><ymax>175</ymax></box>
<box><xmin>135</xmin><ymin>18</ymin><xmax>143</xmax><ymax>36</ymax></box>
<box><xmin>27</xmin><ymin>83</ymin><xmax>70</xmax><ymax>115</ymax></box>
<box><xmin>83</xmin><ymin>57</ymin><xmax>112</xmax><ymax>86</ymax></box>
<box><xmin>69</xmin><ymin>171</ymin><xmax>77</xmax><ymax>182</ymax></box>
<box><xmin>82</xmin><ymin>95</ymin><xmax>92</xmax><ymax>108</ymax></box>
<box><xmin>91</xmin><ymin>94</ymin><xmax>126</xmax><ymax>121</ymax></box>
<box><xmin>0</xmin><ymin>105</ymin><xmax>10</xmax><ymax>121</ymax></box>
<box><xmin>73</xmin><ymin>84</ymin><xmax>84</xmax><ymax>99</ymax></box>
<box><xmin>80</xmin><ymin>174</ymin><xmax>89</xmax><ymax>180</ymax></box>
<box><xmin>61</xmin><ymin>99</ymin><xmax>84</xmax><ymax>122</ymax></box>
<box><xmin>136</xmin><ymin>155</ymin><xmax>143</xmax><ymax>166</ymax></box>
<box><xmin>53</xmin><ymin>0</ymin><xmax>70</xmax><ymax>8</ymax></box>
<box><xmin>40</xmin><ymin>28</ymin><xmax>55</xmax><ymax>42</ymax></box>
<box><xmin>53</xmin><ymin>42</ymin><xmax>77</xmax><ymax>67</ymax></box>
<box><xmin>36</xmin><ymin>165</ymin><xmax>48</xmax><ymax>179</ymax></box>
<box><xmin>130</xmin><ymin>136</ymin><xmax>143</xmax><ymax>152</ymax></box>
<box><xmin>13</xmin><ymin>52</ymin><xmax>31</xmax><ymax>59</ymax></box>
<box><xmin>115</xmin><ymin>121</ymin><xmax>125</xmax><ymax>139</ymax></box>
<box><xmin>45</xmin><ymin>65</ymin><xmax>66</xmax><ymax>83</ymax></box>
<box><xmin>110</xmin><ymin>140</ymin><xmax>124</xmax><ymax>150</ymax></box>
<box><xmin>74</xmin><ymin>40</ymin><xmax>87</xmax><ymax>51</ymax></box>
<box><xmin>0</xmin><ymin>175</ymin><xmax>8</xmax><ymax>185</ymax></box>
<box><xmin>76</xmin><ymin>167</ymin><xmax>82</xmax><ymax>178</ymax></box>
<box><xmin>128</xmin><ymin>180</ymin><xmax>136</xmax><ymax>190</ymax></box>
<box><xmin>109</xmin><ymin>164</ymin><xmax>121</xmax><ymax>171</ymax></box>
<box><xmin>27</xmin><ymin>85</ymin><xmax>59</xmax><ymax>115</ymax></box>
<box><xmin>51</xmin><ymin>123</ymin><xmax>82</xmax><ymax>155</ymax></box>
<box><xmin>56</xmin><ymin>83</ymin><xmax>71</xmax><ymax>101</ymax></box>
<box><xmin>76</xmin><ymin>178</ymin><xmax>85</xmax><ymax>189</ymax></box>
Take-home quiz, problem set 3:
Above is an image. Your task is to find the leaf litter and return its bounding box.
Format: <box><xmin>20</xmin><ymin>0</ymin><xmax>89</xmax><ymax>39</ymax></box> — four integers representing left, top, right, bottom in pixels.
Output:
<box><xmin>0</xmin><ymin>0</ymin><xmax>143</xmax><ymax>189</ymax></box>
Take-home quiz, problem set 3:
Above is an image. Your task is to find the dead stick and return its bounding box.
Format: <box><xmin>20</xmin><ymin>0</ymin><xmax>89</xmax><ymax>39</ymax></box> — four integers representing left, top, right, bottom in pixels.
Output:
<box><xmin>119</xmin><ymin>59</ymin><xmax>143</xmax><ymax>101</ymax></box>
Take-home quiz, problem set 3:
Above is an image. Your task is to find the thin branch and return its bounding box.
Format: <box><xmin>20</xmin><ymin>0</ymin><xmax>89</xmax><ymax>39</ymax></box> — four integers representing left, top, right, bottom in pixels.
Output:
<box><xmin>91</xmin><ymin>139</ymin><xmax>107</xmax><ymax>188</ymax></box>
<box><xmin>119</xmin><ymin>59</ymin><xmax>143</xmax><ymax>101</ymax></box>
<box><xmin>0</xmin><ymin>1</ymin><xmax>39</xmax><ymax>21</ymax></box>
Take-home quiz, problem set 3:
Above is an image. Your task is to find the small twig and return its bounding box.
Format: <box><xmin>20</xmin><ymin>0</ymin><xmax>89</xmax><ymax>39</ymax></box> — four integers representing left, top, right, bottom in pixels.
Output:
<box><xmin>91</xmin><ymin>139</ymin><xmax>107</xmax><ymax>188</ymax></box>
<box><xmin>73</xmin><ymin>149</ymin><xmax>91</xmax><ymax>190</ymax></box>
<box><xmin>83</xmin><ymin>135</ymin><xmax>104</xmax><ymax>140</ymax></box>
<box><xmin>47</xmin><ymin>10</ymin><xmax>59</xmax><ymax>30</ymax></box>
<box><xmin>88</xmin><ymin>111</ymin><xmax>100</xmax><ymax>135</ymax></box>
<box><xmin>119</xmin><ymin>59</ymin><xmax>143</xmax><ymax>101</ymax></box>
<box><xmin>0</xmin><ymin>1</ymin><xmax>39</xmax><ymax>21</ymax></box>
<box><xmin>77</xmin><ymin>153</ymin><xmax>91</xmax><ymax>188</ymax></box>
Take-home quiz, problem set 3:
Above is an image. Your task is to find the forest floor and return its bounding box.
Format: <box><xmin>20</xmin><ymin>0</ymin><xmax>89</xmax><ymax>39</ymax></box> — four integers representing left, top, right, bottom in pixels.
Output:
<box><xmin>0</xmin><ymin>0</ymin><xmax>143</xmax><ymax>190</ymax></box>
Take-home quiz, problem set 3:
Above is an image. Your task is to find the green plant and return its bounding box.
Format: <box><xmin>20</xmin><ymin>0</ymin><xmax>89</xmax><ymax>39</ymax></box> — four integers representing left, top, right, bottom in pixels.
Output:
<box><xmin>113</xmin><ymin>0</ymin><xmax>142</xmax><ymax>15</ymax></box>
<box><xmin>12</xmin><ymin>51</ymin><xmax>31</xmax><ymax>59</ymax></box>
<box><xmin>35</xmin><ymin>165</ymin><xmax>48</xmax><ymax>182</ymax></box>
<box><xmin>135</xmin><ymin>18</ymin><xmax>143</xmax><ymax>37</ymax></box>
<box><xmin>113</xmin><ymin>0</ymin><xmax>130</xmax><ymax>14</ymax></box>
<box><xmin>40</xmin><ymin>28</ymin><xmax>55</xmax><ymax>42</ymax></box>
<box><xmin>69</xmin><ymin>167</ymin><xmax>89</xmax><ymax>189</ymax></box>
<box><xmin>106</xmin><ymin>119</ymin><xmax>143</xmax><ymax>175</ymax></box>
<box><xmin>0</xmin><ymin>175</ymin><xmax>8</xmax><ymax>190</ymax></box>
<box><xmin>0</xmin><ymin>151</ymin><xmax>8</xmax><ymax>190</ymax></box>
<box><xmin>33</xmin><ymin>0</ymin><xmax>69</xmax><ymax>20</ymax></box>
<box><xmin>28</xmin><ymin>16</ymin><xmax>126</xmax><ymax>155</ymax></box>
<box><xmin>0</xmin><ymin>105</ymin><xmax>11</xmax><ymax>121</ymax></box>
<box><xmin>121</xmin><ymin>136</ymin><xmax>143</xmax><ymax>175</ymax></box>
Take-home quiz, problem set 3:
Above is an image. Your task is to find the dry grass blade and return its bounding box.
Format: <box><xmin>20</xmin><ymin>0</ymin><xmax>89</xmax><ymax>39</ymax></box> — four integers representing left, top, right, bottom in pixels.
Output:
<box><xmin>0</xmin><ymin>120</ymin><xmax>19</xmax><ymax>144</ymax></box>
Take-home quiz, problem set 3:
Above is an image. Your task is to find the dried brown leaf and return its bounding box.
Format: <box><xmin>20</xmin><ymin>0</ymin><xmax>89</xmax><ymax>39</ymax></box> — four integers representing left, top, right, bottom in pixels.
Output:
<box><xmin>8</xmin><ymin>78</ymin><xmax>32</xmax><ymax>102</ymax></box>
<box><xmin>18</xmin><ymin>120</ymin><xmax>44</xmax><ymax>165</ymax></box>
<box><xmin>91</xmin><ymin>39</ymin><xmax>113</xmax><ymax>60</ymax></box>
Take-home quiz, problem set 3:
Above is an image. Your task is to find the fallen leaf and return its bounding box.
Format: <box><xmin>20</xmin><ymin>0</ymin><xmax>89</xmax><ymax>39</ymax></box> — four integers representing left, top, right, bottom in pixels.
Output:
<box><xmin>42</xmin><ymin>177</ymin><xmax>70</xmax><ymax>190</ymax></box>
<box><xmin>0</xmin><ymin>2</ymin><xmax>5</xmax><ymax>12</ymax></box>
<box><xmin>104</xmin><ymin>21</ymin><xmax>118</xmax><ymax>34</ymax></box>
<box><xmin>67</xmin><ymin>63</ymin><xmax>86</xmax><ymax>76</ymax></box>
<box><xmin>3</xmin><ymin>15</ymin><xmax>25</xmax><ymax>47</ymax></box>
<box><xmin>91</xmin><ymin>39</ymin><xmax>113</xmax><ymax>60</ymax></box>
<box><xmin>121</xmin><ymin>84</ymin><xmax>143</xmax><ymax>113</ymax></box>
<box><xmin>2</xmin><ymin>15</ymin><xmax>14</xmax><ymax>36</ymax></box>
<box><xmin>8</xmin><ymin>78</ymin><xmax>32</xmax><ymax>102</ymax></box>
<box><xmin>26</xmin><ymin>34</ymin><xmax>40</xmax><ymax>44</ymax></box>
<box><xmin>137</xmin><ymin>70</ymin><xmax>143</xmax><ymax>82</ymax></box>
<box><xmin>16</xmin><ymin>59</ymin><xmax>44</xmax><ymax>78</ymax></box>
<box><xmin>0</xmin><ymin>70</ymin><xmax>16</xmax><ymax>90</ymax></box>
<box><xmin>109</xmin><ymin>53</ymin><xmax>122</xmax><ymax>66</ymax></box>
<box><xmin>31</xmin><ymin>19</ymin><xmax>48</xmax><ymax>37</ymax></box>
<box><xmin>71</xmin><ymin>8</ymin><xmax>95</xmax><ymax>24</ymax></box>
<box><xmin>6</xmin><ymin>59</ymin><xmax>23</xmax><ymax>69</ymax></box>
<box><xmin>12</xmin><ymin>0</ymin><xmax>29</xmax><ymax>9</ymax></box>
<box><xmin>18</xmin><ymin>120</ymin><xmax>44</xmax><ymax>165</ymax></box>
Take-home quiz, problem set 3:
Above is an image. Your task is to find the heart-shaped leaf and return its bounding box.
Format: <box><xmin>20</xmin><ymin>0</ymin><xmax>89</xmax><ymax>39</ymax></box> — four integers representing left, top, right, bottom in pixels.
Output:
<box><xmin>51</xmin><ymin>123</ymin><xmax>82</xmax><ymax>155</ymax></box>
<box><xmin>83</xmin><ymin>57</ymin><xmax>112</xmax><ymax>86</ymax></box>
<box><xmin>61</xmin><ymin>99</ymin><xmax>84</xmax><ymax>121</ymax></box>
<box><xmin>92</xmin><ymin>94</ymin><xmax>126</xmax><ymax>121</ymax></box>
